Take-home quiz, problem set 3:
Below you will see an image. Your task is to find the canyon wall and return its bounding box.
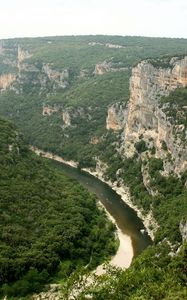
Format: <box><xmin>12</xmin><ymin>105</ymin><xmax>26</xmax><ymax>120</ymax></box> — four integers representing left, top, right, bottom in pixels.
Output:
<box><xmin>107</xmin><ymin>56</ymin><xmax>187</xmax><ymax>175</ymax></box>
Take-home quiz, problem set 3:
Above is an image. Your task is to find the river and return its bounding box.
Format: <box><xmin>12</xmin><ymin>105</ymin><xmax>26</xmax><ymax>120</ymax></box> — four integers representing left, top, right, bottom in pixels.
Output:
<box><xmin>49</xmin><ymin>159</ymin><xmax>152</xmax><ymax>263</ymax></box>
<box><xmin>31</xmin><ymin>146</ymin><xmax>152</xmax><ymax>270</ymax></box>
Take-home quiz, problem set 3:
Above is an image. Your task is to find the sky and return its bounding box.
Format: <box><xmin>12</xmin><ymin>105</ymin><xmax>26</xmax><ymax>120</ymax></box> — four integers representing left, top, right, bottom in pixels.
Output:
<box><xmin>0</xmin><ymin>0</ymin><xmax>187</xmax><ymax>39</ymax></box>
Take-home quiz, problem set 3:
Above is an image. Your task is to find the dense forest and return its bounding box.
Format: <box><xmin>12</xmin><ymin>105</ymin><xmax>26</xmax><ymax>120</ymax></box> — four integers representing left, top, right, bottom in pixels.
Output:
<box><xmin>0</xmin><ymin>118</ymin><xmax>117</xmax><ymax>298</ymax></box>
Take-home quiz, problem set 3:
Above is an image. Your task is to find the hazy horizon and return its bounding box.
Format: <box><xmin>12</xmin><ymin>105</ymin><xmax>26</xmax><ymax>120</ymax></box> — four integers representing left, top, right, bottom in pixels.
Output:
<box><xmin>0</xmin><ymin>0</ymin><xmax>187</xmax><ymax>40</ymax></box>
<box><xmin>1</xmin><ymin>33</ymin><xmax>187</xmax><ymax>41</ymax></box>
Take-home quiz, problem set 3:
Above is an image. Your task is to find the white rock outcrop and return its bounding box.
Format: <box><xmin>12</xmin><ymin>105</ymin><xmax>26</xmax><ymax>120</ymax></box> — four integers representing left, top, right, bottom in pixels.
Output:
<box><xmin>122</xmin><ymin>56</ymin><xmax>187</xmax><ymax>174</ymax></box>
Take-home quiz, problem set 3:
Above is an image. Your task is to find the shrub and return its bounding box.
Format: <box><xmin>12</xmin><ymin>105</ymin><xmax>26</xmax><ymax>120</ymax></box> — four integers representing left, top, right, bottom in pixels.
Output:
<box><xmin>135</xmin><ymin>140</ymin><xmax>148</xmax><ymax>153</ymax></box>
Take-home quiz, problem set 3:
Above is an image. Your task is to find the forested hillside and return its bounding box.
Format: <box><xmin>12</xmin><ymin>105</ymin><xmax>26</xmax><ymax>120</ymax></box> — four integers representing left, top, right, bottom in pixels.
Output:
<box><xmin>76</xmin><ymin>240</ymin><xmax>187</xmax><ymax>299</ymax></box>
<box><xmin>0</xmin><ymin>36</ymin><xmax>187</xmax><ymax>300</ymax></box>
<box><xmin>0</xmin><ymin>36</ymin><xmax>187</xmax><ymax>164</ymax></box>
<box><xmin>0</xmin><ymin>118</ymin><xmax>116</xmax><ymax>298</ymax></box>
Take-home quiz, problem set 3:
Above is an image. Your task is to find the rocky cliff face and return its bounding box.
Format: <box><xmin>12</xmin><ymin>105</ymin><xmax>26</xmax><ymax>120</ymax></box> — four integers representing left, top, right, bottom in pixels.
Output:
<box><xmin>18</xmin><ymin>46</ymin><xmax>32</xmax><ymax>64</ymax></box>
<box><xmin>42</xmin><ymin>105</ymin><xmax>71</xmax><ymax>127</ymax></box>
<box><xmin>94</xmin><ymin>60</ymin><xmax>113</xmax><ymax>75</ymax></box>
<box><xmin>42</xmin><ymin>104</ymin><xmax>91</xmax><ymax>128</ymax></box>
<box><xmin>0</xmin><ymin>73</ymin><xmax>16</xmax><ymax>91</ymax></box>
<box><xmin>106</xmin><ymin>103</ymin><xmax>128</xmax><ymax>130</ymax></box>
<box><xmin>62</xmin><ymin>110</ymin><xmax>71</xmax><ymax>126</ymax></box>
<box><xmin>94</xmin><ymin>59</ymin><xmax>128</xmax><ymax>75</ymax></box>
<box><xmin>17</xmin><ymin>61</ymin><xmax>69</xmax><ymax>92</ymax></box>
<box><xmin>42</xmin><ymin>64</ymin><xmax>69</xmax><ymax>89</ymax></box>
<box><xmin>107</xmin><ymin>56</ymin><xmax>187</xmax><ymax>175</ymax></box>
<box><xmin>124</xmin><ymin>57</ymin><xmax>187</xmax><ymax>140</ymax></box>
<box><xmin>0</xmin><ymin>46</ymin><xmax>69</xmax><ymax>93</ymax></box>
<box><xmin>42</xmin><ymin>105</ymin><xmax>59</xmax><ymax>116</ymax></box>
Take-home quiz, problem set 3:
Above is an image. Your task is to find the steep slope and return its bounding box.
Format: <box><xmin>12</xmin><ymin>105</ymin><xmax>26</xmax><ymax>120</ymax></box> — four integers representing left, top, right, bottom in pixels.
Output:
<box><xmin>0</xmin><ymin>118</ymin><xmax>116</xmax><ymax>298</ymax></box>
<box><xmin>123</xmin><ymin>56</ymin><xmax>187</xmax><ymax>174</ymax></box>
<box><xmin>59</xmin><ymin>56</ymin><xmax>187</xmax><ymax>300</ymax></box>
<box><xmin>103</xmin><ymin>56</ymin><xmax>187</xmax><ymax>244</ymax></box>
<box><xmin>106</xmin><ymin>56</ymin><xmax>187</xmax><ymax>176</ymax></box>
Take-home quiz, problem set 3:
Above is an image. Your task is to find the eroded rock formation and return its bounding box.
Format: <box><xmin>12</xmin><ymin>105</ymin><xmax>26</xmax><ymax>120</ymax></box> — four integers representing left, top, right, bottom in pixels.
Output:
<box><xmin>124</xmin><ymin>57</ymin><xmax>187</xmax><ymax>142</ymax></box>
<box><xmin>94</xmin><ymin>60</ymin><xmax>113</xmax><ymax>75</ymax></box>
<box><xmin>94</xmin><ymin>60</ymin><xmax>128</xmax><ymax>75</ymax></box>
<box><xmin>106</xmin><ymin>103</ymin><xmax>128</xmax><ymax>130</ymax></box>
<box><xmin>0</xmin><ymin>73</ymin><xmax>16</xmax><ymax>91</ymax></box>
<box><xmin>124</xmin><ymin>57</ymin><xmax>187</xmax><ymax>174</ymax></box>
<box><xmin>62</xmin><ymin>110</ymin><xmax>71</xmax><ymax>126</ymax></box>
<box><xmin>42</xmin><ymin>105</ymin><xmax>59</xmax><ymax>116</ymax></box>
<box><xmin>42</xmin><ymin>64</ymin><xmax>69</xmax><ymax>89</ymax></box>
<box><xmin>107</xmin><ymin>56</ymin><xmax>187</xmax><ymax>175</ymax></box>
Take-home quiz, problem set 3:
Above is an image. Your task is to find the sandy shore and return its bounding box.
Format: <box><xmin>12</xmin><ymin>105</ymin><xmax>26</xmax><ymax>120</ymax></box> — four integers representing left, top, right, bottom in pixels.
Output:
<box><xmin>95</xmin><ymin>230</ymin><xmax>133</xmax><ymax>275</ymax></box>
<box><xmin>94</xmin><ymin>201</ymin><xmax>133</xmax><ymax>274</ymax></box>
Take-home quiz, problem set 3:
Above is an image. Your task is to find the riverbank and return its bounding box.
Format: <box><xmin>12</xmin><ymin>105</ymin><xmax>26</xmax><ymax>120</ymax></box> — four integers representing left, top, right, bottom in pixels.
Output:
<box><xmin>82</xmin><ymin>166</ymin><xmax>158</xmax><ymax>241</ymax></box>
<box><xmin>31</xmin><ymin>146</ymin><xmax>78</xmax><ymax>168</ymax></box>
<box><xmin>31</xmin><ymin>146</ymin><xmax>158</xmax><ymax>240</ymax></box>
<box><xmin>30</xmin><ymin>147</ymin><xmax>158</xmax><ymax>266</ymax></box>
<box><xmin>31</xmin><ymin>146</ymin><xmax>134</xmax><ymax>270</ymax></box>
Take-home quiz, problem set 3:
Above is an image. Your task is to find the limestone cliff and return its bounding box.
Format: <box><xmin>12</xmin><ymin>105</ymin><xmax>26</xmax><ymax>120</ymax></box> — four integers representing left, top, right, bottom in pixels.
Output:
<box><xmin>0</xmin><ymin>73</ymin><xmax>16</xmax><ymax>91</ymax></box>
<box><xmin>94</xmin><ymin>60</ymin><xmax>128</xmax><ymax>75</ymax></box>
<box><xmin>124</xmin><ymin>57</ymin><xmax>187</xmax><ymax>142</ymax></box>
<box><xmin>42</xmin><ymin>105</ymin><xmax>59</xmax><ymax>116</ymax></box>
<box><xmin>42</xmin><ymin>105</ymin><xmax>71</xmax><ymax>126</ymax></box>
<box><xmin>62</xmin><ymin>110</ymin><xmax>71</xmax><ymax>127</ymax></box>
<box><xmin>94</xmin><ymin>60</ymin><xmax>113</xmax><ymax>75</ymax></box>
<box><xmin>18</xmin><ymin>46</ymin><xmax>32</xmax><ymax>64</ymax></box>
<box><xmin>42</xmin><ymin>64</ymin><xmax>69</xmax><ymax>89</ymax></box>
<box><xmin>106</xmin><ymin>103</ymin><xmax>128</xmax><ymax>130</ymax></box>
<box><xmin>107</xmin><ymin>56</ymin><xmax>187</xmax><ymax>175</ymax></box>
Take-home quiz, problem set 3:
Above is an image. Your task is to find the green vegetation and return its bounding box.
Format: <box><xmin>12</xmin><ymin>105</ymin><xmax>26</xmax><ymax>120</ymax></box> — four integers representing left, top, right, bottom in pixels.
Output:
<box><xmin>0</xmin><ymin>118</ymin><xmax>117</xmax><ymax>298</ymax></box>
<box><xmin>100</xmin><ymin>135</ymin><xmax>186</xmax><ymax>243</ymax></box>
<box><xmin>153</xmin><ymin>190</ymin><xmax>187</xmax><ymax>243</ymax></box>
<box><xmin>0</xmin><ymin>70</ymin><xmax>130</xmax><ymax>165</ymax></box>
<box><xmin>161</xmin><ymin>140</ymin><xmax>168</xmax><ymax>151</ymax></box>
<box><xmin>0</xmin><ymin>35</ymin><xmax>187</xmax><ymax>299</ymax></box>
<box><xmin>0</xmin><ymin>61</ymin><xmax>16</xmax><ymax>75</ymax></box>
<box><xmin>0</xmin><ymin>35</ymin><xmax>187</xmax><ymax>165</ymax></box>
<box><xmin>160</xmin><ymin>87</ymin><xmax>187</xmax><ymax>129</ymax></box>
<box><xmin>5</xmin><ymin>35</ymin><xmax>185</xmax><ymax>73</ymax></box>
<box><xmin>72</xmin><ymin>242</ymin><xmax>187</xmax><ymax>300</ymax></box>
<box><xmin>135</xmin><ymin>140</ymin><xmax>148</xmax><ymax>153</ymax></box>
<box><xmin>120</xmin><ymin>157</ymin><xmax>151</xmax><ymax>211</ymax></box>
<box><xmin>149</xmin><ymin>157</ymin><xmax>163</xmax><ymax>176</ymax></box>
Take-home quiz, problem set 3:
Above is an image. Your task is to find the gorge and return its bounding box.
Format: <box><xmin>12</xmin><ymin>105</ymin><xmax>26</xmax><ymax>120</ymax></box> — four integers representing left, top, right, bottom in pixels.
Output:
<box><xmin>0</xmin><ymin>36</ymin><xmax>187</xmax><ymax>299</ymax></box>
